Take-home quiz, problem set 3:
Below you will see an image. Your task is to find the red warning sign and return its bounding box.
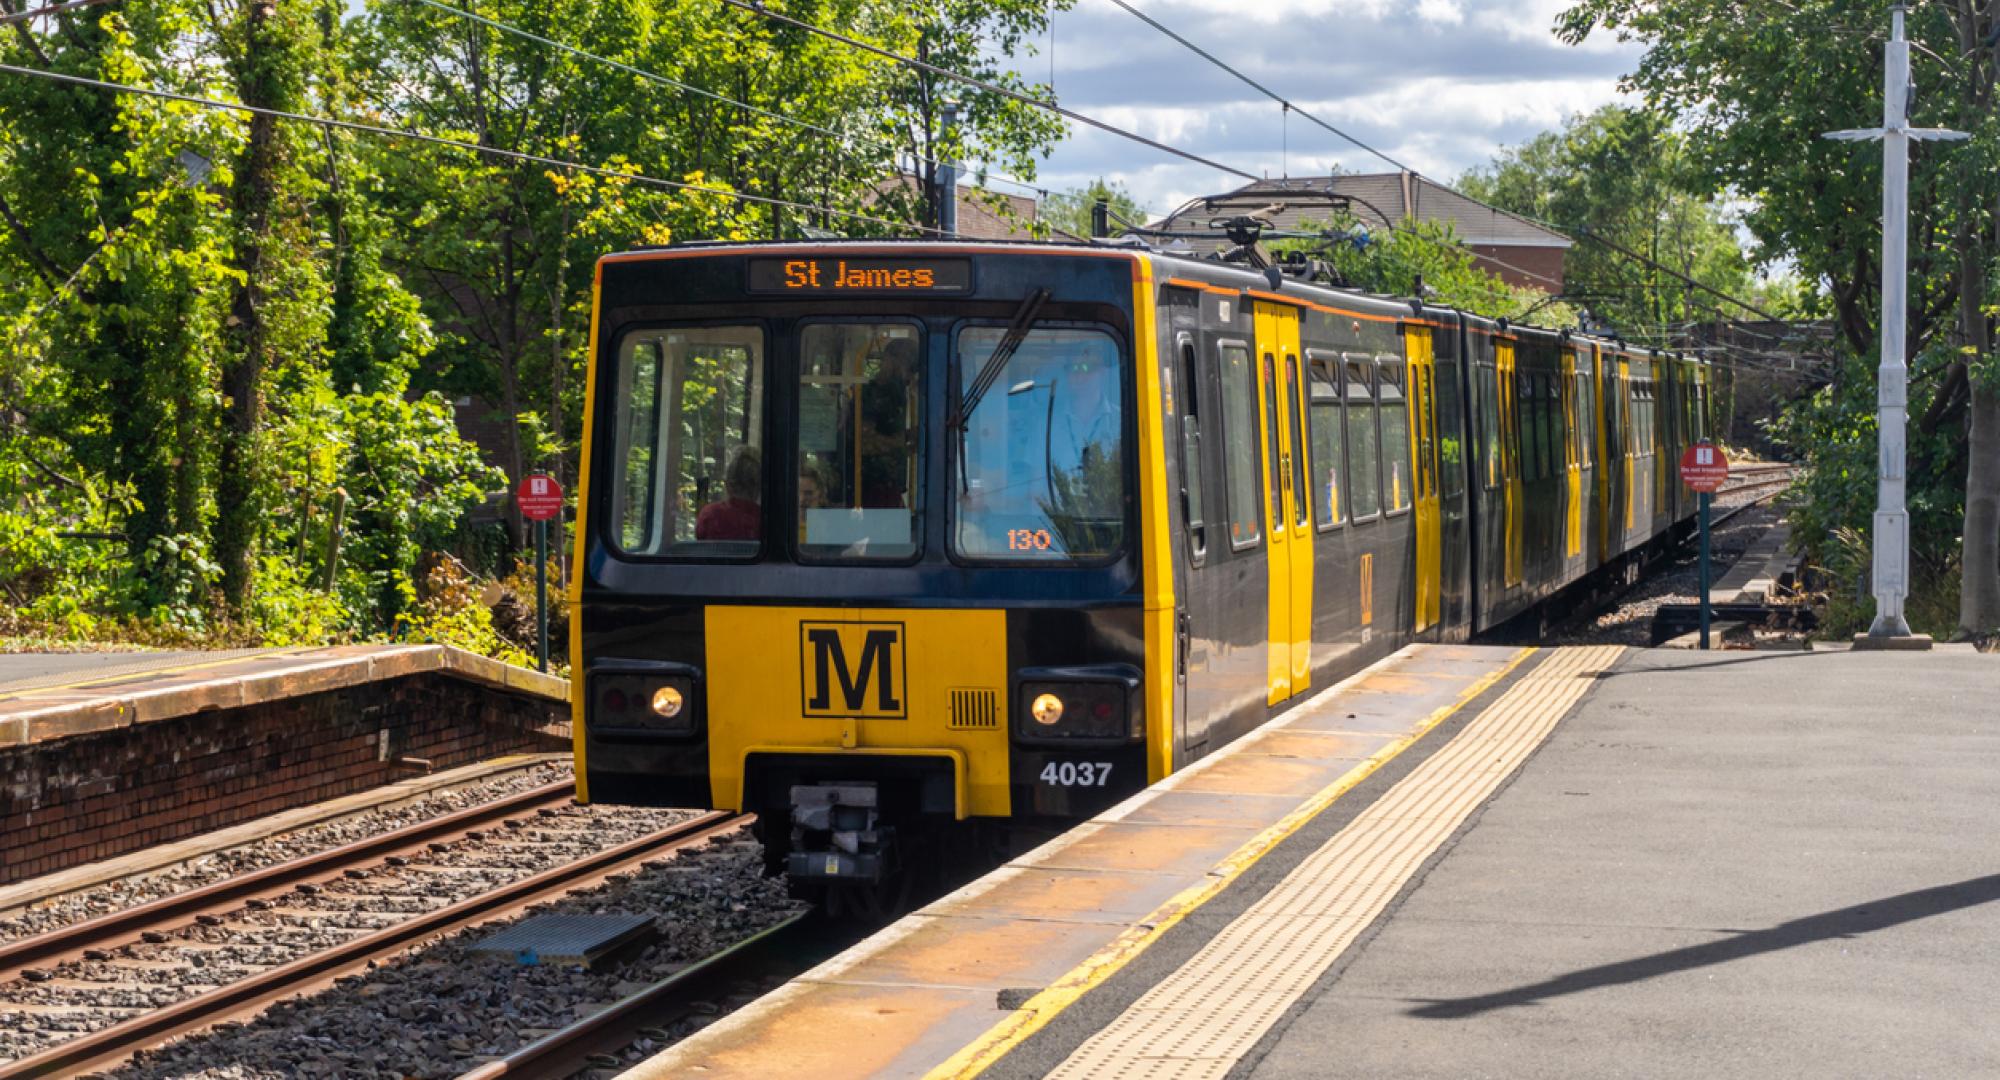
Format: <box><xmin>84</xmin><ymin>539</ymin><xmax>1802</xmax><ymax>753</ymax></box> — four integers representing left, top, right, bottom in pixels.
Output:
<box><xmin>1679</xmin><ymin>442</ymin><xmax>1729</xmax><ymax>494</ymax></box>
<box><xmin>515</xmin><ymin>473</ymin><xmax>565</xmax><ymax>521</ymax></box>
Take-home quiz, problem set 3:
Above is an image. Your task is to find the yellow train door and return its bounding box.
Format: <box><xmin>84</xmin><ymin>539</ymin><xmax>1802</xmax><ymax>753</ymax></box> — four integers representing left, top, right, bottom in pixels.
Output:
<box><xmin>1560</xmin><ymin>347</ymin><xmax>1583</xmax><ymax>558</ymax></box>
<box><xmin>1406</xmin><ymin>326</ymin><xmax>1441</xmax><ymax>632</ymax></box>
<box><xmin>1252</xmin><ymin>302</ymin><xmax>1305</xmax><ymax>704</ymax></box>
<box><xmin>1498</xmin><ymin>339</ymin><xmax>1523</xmax><ymax>588</ymax></box>
<box><xmin>1282</xmin><ymin>347</ymin><xmax>1313</xmax><ymax>691</ymax></box>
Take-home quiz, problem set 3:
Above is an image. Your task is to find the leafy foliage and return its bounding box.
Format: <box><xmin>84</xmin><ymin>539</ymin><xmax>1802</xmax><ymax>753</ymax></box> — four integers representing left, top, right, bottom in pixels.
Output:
<box><xmin>1456</xmin><ymin>104</ymin><xmax>1752</xmax><ymax>340</ymax></box>
<box><xmin>1558</xmin><ymin>0</ymin><xmax>2000</xmax><ymax>635</ymax></box>
<box><xmin>0</xmin><ymin>0</ymin><xmax>1070</xmax><ymax>654</ymax></box>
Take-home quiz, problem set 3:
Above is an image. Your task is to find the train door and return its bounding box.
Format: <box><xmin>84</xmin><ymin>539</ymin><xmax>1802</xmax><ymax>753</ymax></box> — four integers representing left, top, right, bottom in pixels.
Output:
<box><xmin>1498</xmin><ymin>338</ymin><xmax>1524</xmax><ymax>588</ymax></box>
<box><xmin>1560</xmin><ymin>346</ymin><xmax>1583</xmax><ymax>560</ymax></box>
<box><xmin>1405</xmin><ymin>325</ymin><xmax>1441</xmax><ymax>633</ymax></box>
<box><xmin>1619</xmin><ymin>356</ymin><xmax>1636</xmax><ymax>536</ymax></box>
<box><xmin>1252</xmin><ymin>302</ymin><xmax>1306</xmax><ymax>704</ymax></box>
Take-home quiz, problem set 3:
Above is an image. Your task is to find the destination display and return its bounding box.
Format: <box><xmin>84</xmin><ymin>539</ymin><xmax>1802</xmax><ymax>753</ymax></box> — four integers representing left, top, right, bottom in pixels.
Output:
<box><xmin>748</xmin><ymin>257</ymin><xmax>973</xmax><ymax>295</ymax></box>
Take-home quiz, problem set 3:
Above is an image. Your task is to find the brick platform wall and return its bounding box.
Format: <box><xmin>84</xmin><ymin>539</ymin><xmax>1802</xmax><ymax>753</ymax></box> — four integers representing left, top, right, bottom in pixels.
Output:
<box><xmin>0</xmin><ymin>676</ymin><xmax>568</xmax><ymax>886</ymax></box>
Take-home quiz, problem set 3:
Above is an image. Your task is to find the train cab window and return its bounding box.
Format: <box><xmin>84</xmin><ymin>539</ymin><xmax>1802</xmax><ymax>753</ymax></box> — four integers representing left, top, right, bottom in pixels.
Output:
<box><xmin>609</xmin><ymin>325</ymin><xmax>765</xmax><ymax>558</ymax></box>
<box><xmin>1380</xmin><ymin>361</ymin><xmax>1412</xmax><ymax>513</ymax></box>
<box><xmin>1307</xmin><ymin>356</ymin><xmax>1344</xmax><ymax>529</ymax></box>
<box><xmin>953</xmin><ymin>326</ymin><xmax>1125</xmax><ymax>562</ymax></box>
<box><xmin>797</xmin><ymin>323</ymin><xmax>921</xmax><ymax>561</ymax></box>
<box><xmin>1219</xmin><ymin>341</ymin><xmax>1262</xmax><ymax>548</ymax></box>
<box><xmin>1175</xmin><ymin>335</ymin><xmax>1207</xmax><ymax>560</ymax></box>
<box><xmin>1344</xmin><ymin>358</ymin><xmax>1381</xmax><ymax>519</ymax></box>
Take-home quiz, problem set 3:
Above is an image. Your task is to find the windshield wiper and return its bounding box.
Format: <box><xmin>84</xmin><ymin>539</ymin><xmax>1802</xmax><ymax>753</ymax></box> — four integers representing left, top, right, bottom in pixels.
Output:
<box><xmin>951</xmin><ymin>288</ymin><xmax>1050</xmax><ymax>433</ymax></box>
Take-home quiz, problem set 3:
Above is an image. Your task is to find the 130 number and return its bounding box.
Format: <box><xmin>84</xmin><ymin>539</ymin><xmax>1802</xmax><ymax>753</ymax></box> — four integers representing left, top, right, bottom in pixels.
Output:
<box><xmin>1039</xmin><ymin>762</ymin><xmax>1112</xmax><ymax>787</ymax></box>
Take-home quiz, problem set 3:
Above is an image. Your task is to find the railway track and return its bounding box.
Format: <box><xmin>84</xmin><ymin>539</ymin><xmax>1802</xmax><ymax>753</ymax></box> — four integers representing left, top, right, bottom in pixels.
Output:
<box><xmin>454</xmin><ymin>910</ymin><xmax>835</xmax><ymax>1080</ymax></box>
<box><xmin>0</xmin><ymin>782</ymin><xmax>746</xmax><ymax>1079</ymax></box>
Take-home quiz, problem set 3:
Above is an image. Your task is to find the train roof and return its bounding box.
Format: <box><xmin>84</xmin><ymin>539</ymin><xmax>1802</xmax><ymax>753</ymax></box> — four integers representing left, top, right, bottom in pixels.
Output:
<box><xmin>602</xmin><ymin>239</ymin><xmax>1700</xmax><ymax>364</ymax></box>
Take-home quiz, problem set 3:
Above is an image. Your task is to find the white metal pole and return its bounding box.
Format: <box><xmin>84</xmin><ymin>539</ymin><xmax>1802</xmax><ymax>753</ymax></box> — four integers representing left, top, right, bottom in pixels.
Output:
<box><xmin>1870</xmin><ymin>3</ymin><xmax>1913</xmax><ymax>637</ymax></box>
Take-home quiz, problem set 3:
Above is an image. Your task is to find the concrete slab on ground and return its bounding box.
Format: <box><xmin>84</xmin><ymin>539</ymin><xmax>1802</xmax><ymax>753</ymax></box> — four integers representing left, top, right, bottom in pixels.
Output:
<box><xmin>1241</xmin><ymin>646</ymin><xmax>2000</xmax><ymax>1080</ymax></box>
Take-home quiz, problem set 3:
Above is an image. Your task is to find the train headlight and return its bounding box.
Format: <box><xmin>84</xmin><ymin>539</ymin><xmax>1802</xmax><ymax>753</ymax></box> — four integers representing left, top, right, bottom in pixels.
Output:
<box><xmin>589</xmin><ymin>663</ymin><xmax>700</xmax><ymax>737</ymax></box>
<box><xmin>1016</xmin><ymin>666</ymin><xmax>1142</xmax><ymax>744</ymax></box>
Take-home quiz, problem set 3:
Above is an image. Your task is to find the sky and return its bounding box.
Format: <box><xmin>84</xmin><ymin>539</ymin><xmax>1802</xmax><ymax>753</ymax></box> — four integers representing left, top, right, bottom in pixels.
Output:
<box><xmin>993</xmin><ymin>0</ymin><xmax>1645</xmax><ymax>222</ymax></box>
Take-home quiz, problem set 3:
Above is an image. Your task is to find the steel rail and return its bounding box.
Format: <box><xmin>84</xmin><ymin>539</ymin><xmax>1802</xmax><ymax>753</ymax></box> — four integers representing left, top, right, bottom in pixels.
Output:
<box><xmin>454</xmin><ymin>910</ymin><xmax>822</xmax><ymax>1080</ymax></box>
<box><xmin>0</xmin><ymin>812</ymin><xmax>750</xmax><ymax>1079</ymax></box>
<box><xmin>0</xmin><ymin>779</ymin><xmax>576</xmax><ymax>982</ymax></box>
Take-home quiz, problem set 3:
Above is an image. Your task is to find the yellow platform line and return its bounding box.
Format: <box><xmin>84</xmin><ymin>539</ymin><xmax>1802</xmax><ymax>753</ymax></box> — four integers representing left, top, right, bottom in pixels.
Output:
<box><xmin>923</xmin><ymin>646</ymin><xmax>1539</xmax><ymax>1080</ymax></box>
<box><xmin>1046</xmin><ymin>645</ymin><xmax>1623</xmax><ymax>1079</ymax></box>
<box><xmin>0</xmin><ymin>647</ymin><xmax>308</xmax><ymax>700</ymax></box>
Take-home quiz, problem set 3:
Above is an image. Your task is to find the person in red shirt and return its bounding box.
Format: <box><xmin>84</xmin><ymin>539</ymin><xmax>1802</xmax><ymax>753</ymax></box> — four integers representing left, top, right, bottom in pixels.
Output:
<box><xmin>695</xmin><ymin>446</ymin><xmax>762</xmax><ymax>541</ymax></box>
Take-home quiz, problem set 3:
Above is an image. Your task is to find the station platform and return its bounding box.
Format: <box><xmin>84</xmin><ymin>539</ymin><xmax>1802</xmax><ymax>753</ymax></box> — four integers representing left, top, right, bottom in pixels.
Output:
<box><xmin>625</xmin><ymin>642</ymin><xmax>2000</xmax><ymax>1079</ymax></box>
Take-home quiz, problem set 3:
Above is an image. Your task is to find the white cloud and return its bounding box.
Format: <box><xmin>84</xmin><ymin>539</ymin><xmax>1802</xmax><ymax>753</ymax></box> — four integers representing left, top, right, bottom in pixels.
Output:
<box><xmin>1005</xmin><ymin>0</ymin><xmax>1643</xmax><ymax>217</ymax></box>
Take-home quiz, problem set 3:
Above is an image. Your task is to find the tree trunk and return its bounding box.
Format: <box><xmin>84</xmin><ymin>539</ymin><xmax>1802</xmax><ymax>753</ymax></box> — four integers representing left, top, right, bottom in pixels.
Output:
<box><xmin>215</xmin><ymin>0</ymin><xmax>286</xmax><ymax>611</ymax></box>
<box><xmin>1956</xmin><ymin>0</ymin><xmax>2000</xmax><ymax>635</ymax></box>
<box><xmin>1964</xmin><ymin>382</ymin><xmax>2000</xmax><ymax>633</ymax></box>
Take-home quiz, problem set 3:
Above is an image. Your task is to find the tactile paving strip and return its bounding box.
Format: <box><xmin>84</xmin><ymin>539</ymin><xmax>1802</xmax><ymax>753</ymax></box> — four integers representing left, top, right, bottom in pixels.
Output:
<box><xmin>1047</xmin><ymin>645</ymin><xmax>1624</xmax><ymax>1080</ymax></box>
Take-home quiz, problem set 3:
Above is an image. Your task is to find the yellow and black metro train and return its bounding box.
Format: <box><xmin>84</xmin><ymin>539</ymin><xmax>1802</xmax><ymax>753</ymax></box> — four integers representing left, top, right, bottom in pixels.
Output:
<box><xmin>567</xmin><ymin>241</ymin><xmax>1708</xmax><ymax>900</ymax></box>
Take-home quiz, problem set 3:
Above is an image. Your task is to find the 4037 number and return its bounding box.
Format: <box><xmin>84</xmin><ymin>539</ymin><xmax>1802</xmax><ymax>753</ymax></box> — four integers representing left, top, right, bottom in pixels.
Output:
<box><xmin>1039</xmin><ymin>762</ymin><xmax>1113</xmax><ymax>787</ymax></box>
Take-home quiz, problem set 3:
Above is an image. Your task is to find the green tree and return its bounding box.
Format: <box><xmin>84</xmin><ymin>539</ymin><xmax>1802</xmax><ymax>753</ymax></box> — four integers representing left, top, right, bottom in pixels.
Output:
<box><xmin>1558</xmin><ymin>0</ymin><xmax>2000</xmax><ymax>636</ymax></box>
<box><xmin>1456</xmin><ymin>104</ymin><xmax>1752</xmax><ymax>340</ymax></box>
<box><xmin>1040</xmin><ymin>177</ymin><xmax>1145</xmax><ymax>239</ymax></box>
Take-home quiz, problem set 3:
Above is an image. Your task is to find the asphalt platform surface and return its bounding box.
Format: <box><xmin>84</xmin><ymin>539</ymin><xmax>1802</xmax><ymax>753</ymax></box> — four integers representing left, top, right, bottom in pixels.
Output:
<box><xmin>1235</xmin><ymin>645</ymin><xmax>2000</xmax><ymax>1079</ymax></box>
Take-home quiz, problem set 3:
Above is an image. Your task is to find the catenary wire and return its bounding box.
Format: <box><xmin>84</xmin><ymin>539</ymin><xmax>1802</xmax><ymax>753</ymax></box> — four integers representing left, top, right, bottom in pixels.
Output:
<box><xmin>404</xmin><ymin>0</ymin><xmax>1053</xmax><ymax>202</ymax></box>
<box><xmin>717</xmin><ymin>0</ymin><xmax>1559</xmax><ymax>288</ymax></box>
<box><xmin>0</xmin><ymin>62</ymin><xmax>949</xmax><ymax>237</ymax></box>
<box><xmin>713</xmin><ymin>0</ymin><xmax>1262</xmax><ymax>184</ymax></box>
<box><xmin>0</xmin><ymin>0</ymin><xmax>120</xmax><ymax>27</ymax></box>
<box><xmin>1099</xmin><ymin>0</ymin><xmax>1777</xmax><ymax>320</ymax></box>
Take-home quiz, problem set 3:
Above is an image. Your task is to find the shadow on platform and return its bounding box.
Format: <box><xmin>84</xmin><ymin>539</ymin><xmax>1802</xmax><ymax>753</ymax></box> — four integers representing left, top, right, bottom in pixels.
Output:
<box><xmin>1407</xmin><ymin>871</ymin><xmax>2000</xmax><ymax>1020</ymax></box>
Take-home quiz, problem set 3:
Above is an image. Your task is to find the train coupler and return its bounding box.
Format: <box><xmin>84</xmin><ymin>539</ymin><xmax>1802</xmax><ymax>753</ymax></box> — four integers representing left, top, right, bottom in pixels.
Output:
<box><xmin>785</xmin><ymin>782</ymin><xmax>894</xmax><ymax>883</ymax></box>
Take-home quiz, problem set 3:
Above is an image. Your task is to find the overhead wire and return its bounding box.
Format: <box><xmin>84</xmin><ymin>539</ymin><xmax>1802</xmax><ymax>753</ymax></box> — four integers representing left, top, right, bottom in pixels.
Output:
<box><xmin>0</xmin><ymin>62</ymin><xmax>949</xmax><ymax>237</ymax></box>
<box><xmin>1098</xmin><ymin>0</ymin><xmax>1778</xmax><ymax>321</ymax></box>
<box><xmin>713</xmin><ymin>0</ymin><xmax>1260</xmax><ymax>184</ymax></box>
<box><xmin>0</xmin><ymin>0</ymin><xmax>120</xmax><ymax>27</ymax></box>
<box><xmin>403</xmin><ymin>0</ymin><xmax>1054</xmax><ymax>202</ymax></box>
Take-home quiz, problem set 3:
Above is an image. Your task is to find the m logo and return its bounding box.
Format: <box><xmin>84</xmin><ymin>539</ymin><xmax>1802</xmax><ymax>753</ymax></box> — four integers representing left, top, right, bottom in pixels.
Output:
<box><xmin>800</xmin><ymin>621</ymin><xmax>907</xmax><ymax>719</ymax></box>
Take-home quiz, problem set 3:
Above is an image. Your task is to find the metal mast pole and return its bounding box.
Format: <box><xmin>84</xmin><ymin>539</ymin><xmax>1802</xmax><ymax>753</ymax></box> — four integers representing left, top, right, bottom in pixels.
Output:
<box><xmin>1872</xmin><ymin>3</ymin><xmax>1914</xmax><ymax>638</ymax></box>
<box><xmin>1825</xmin><ymin>3</ymin><xmax>1964</xmax><ymax>644</ymax></box>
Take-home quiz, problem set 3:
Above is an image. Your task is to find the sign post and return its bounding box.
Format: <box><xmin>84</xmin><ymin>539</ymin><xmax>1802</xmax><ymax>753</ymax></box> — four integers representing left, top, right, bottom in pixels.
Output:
<box><xmin>1680</xmin><ymin>442</ymin><xmax>1730</xmax><ymax>649</ymax></box>
<box><xmin>515</xmin><ymin>473</ymin><xmax>565</xmax><ymax>672</ymax></box>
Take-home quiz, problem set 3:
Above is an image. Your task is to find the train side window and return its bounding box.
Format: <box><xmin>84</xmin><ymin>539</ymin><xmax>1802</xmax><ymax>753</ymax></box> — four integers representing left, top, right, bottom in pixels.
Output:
<box><xmin>1437</xmin><ymin>350</ymin><xmax>1464</xmax><ymax>499</ymax></box>
<box><xmin>1345</xmin><ymin>358</ymin><xmax>1381</xmax><ymax>519</ymax></box>
<box><xmin>609</xmin><ymin>325</ymin><xmax>765</xmax><ymax>559</ymax></box>
<box><xmin>1576</xmin><ymin>371</ymin><xmax>1593</xmax><ymax>468</ymax></box>
<box><xmin>1479</xmin><ymin>362</ymin><xmax>1501</xmax><ymax>489</ymax></box>
<box><xmin>1286</xmin><ymin>354</ymin><xmax>1310</xmax><ymax>529</ymax></box>
<box><xmin>1519</xmin><ymin>371</ymin><xmax>1540</xmax><ymax>482</ymax></box>
<box><xmin>1262</xmin><ymin>353</ymin><xmax>1283</xmax><ymax>536</ymax></box>
<box><xmin>1176</xmin><ymin>335</ymin><xmax>1207</xmax><ymax>561</ymax></box>
<box><xmin>1219</xmin><ymin>341</ymin><xmax>1262</xmax><ymax>548</ymax></box>
<box><xmin>1307</xmin><ymin>356</ymin><xmax>1344</xmax><ymax>529</ymax></box>
<box><xmin>1379</xmin><ymin>360</ymin><xmax>1412</xmax><ymax>513</ymax></box>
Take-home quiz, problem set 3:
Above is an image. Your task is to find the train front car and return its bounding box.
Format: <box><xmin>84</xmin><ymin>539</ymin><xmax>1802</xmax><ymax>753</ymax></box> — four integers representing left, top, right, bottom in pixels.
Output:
<box><xmin>570</xmin><ymin>243</ymin><xmax>1162</xmax><ymax>911</ymax></box>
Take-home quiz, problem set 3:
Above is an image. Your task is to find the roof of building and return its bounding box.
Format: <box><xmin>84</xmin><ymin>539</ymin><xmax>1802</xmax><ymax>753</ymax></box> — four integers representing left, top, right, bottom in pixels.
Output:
<box><xmin>871</xmin><ymin>175</ymin><xmax>1038</xmax><ymax>240</ymax></box>
<box><xmin>1149</xmin><ymin>172</ymin><xmax>1573</xmax><ymax>253</ymax></box>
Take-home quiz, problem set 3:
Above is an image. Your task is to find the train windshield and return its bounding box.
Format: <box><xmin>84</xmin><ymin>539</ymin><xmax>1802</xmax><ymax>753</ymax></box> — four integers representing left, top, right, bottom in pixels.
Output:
<box><xmin>796</xmin><ymin>322</ymin><xmax>922</xmax><ymax>561</ymax></box>
<box><xmin>610</xmin><ymin>325</ymin><xmax>766</xmax><ymax>558</ymax></box>
<box><xmin>952</xmin><ymin>326</ymin><xmax>1126</xmax><ymax>562</ymax></box>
